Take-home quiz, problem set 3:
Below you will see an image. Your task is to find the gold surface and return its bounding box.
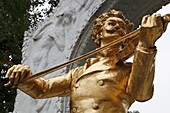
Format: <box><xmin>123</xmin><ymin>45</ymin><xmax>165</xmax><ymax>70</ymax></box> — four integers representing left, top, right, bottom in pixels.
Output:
<box><xmin>5</xmin><ymin>10</ymin><xmax>170</xmax><ymax>113</ymax></box>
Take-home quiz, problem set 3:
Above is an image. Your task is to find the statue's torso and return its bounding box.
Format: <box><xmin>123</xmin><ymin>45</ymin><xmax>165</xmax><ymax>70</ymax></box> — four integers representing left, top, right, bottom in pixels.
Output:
<box><xmin>70</xmin><ymin>58</ymin><xmax>134</xmax><ymax>113</ymax></box>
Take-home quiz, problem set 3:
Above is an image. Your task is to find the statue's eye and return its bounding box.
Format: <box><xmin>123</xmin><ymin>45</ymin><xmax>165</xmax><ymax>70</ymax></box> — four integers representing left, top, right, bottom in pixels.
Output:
<box><xmin>118</xmin><ymin>22</ymin><xmax>124</xmax><ymax>27</ymax></box>
<box><xmin>117</xmin><ymin>22</ymin><xmax>126</xmax><ymax>30</ymax></box>
<box><xmin>108</xmin><ymin>22</ymin><xmax>115</xmax><ymax>26</ymax></box>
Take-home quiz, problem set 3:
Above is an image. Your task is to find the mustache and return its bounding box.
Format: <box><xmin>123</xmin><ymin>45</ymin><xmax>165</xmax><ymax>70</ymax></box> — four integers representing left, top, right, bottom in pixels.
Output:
<box><xmin>106</xmin><ymin>28</ymin><xmax>126</xmax><ymax>36</ymax></box>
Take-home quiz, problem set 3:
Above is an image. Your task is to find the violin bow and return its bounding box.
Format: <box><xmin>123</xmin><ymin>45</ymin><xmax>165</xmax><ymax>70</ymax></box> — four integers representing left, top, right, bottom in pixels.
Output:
<box><xmin>0</xmin><ymin>14</ymin><xmax>169</xmax><ymax>87</ymax></box>
<box><xmin>22</xmin><ymin>28</ymin><xmax>140</xmax><ymax>83</ymax></box>
<box><xmin>21</xmin><ymin>14</ymin><xmax>170</xmax><ymax>83</ymax></box>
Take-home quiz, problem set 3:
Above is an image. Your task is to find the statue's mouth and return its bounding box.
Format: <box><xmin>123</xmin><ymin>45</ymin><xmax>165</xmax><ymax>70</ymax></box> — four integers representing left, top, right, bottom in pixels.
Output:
<box><xmin>106</xmin><ymin>28</ymin><xmax>126</xmax><ymax>37</ymax></box>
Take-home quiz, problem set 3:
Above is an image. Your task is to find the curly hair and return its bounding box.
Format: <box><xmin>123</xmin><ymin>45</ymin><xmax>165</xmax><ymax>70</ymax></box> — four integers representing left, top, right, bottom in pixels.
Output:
<box><xmin>92</xmin><ymin>9</ymin><xmax>134</xmax><ymax>47</ymax></box>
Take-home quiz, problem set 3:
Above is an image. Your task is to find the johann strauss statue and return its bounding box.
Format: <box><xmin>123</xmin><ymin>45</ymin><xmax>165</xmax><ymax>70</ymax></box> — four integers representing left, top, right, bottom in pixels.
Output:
<box><xmin>5</xmin><ymin>10</ymin><xmax>170</xmax><ymax>113</ymax></box>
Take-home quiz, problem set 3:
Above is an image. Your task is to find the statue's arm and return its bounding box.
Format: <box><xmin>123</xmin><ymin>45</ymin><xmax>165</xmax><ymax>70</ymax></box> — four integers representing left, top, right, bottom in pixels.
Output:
<box><xmin>126</xmin><ymin>14</ymin><xmax>168</xmax><ymax>101</ymax></box>
<box><xmin>126</xmin><ymin>44</ymin><xmax>156</xmax><ymax>102</ymax></box>
<box><xmin>18</xmin><ymin>73</ymin><xmax>72</xmax><ymax>99</ymax></box>
<box><xmin>5</xmin><ymin>65</ymin><xmax>74</xmax><ymax>99</ymax></box>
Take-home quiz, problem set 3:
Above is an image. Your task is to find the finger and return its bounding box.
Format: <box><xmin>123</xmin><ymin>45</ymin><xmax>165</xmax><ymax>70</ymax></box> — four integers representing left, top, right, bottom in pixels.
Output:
<box><xmin>142</xmin><ymin>15</ymin><xmax>150</xmax><ymax>26</ymax></box>
<box><xmin>4</xmin><ymin>81</ymin><xmax>17</xmax><ymax>88</ymax></box>
<box><xmin>162</xmin><ymin>14</ymin><xmax>170</xmax><ymax>31</ymax></box>
<box><xmin>4</xmin><ymin>81</ymin><xmax>11</xmax><ymax>87</ymax></box>
<box><xmin>163</xmin><ymin>14</ymin><xmax>170</xmax><ymax>22</ymax></box>
<box><xmin>5</xmin><ymin>65</ymin><xmax>17</xmax><ymax>87</ymax></box>
<box><xmin>163</xmin><ymin>22</ymin><xmax>168</xmax><ymax>32</ymax></box>
<box><xmin>19</xmin><ymin>66</ymin><xmax>30</xmax><ymax>82</ymax></box>
<box><xmin>13</xmin><ymin>65</ymin><xmax>29</xmax><ymax>86</ymax></box>
<box><xmin>10</xmin><ymin>65</ymin><xmax>22</xmax><ymax>86</ymax></box>
<box><xmin>22</xmin><ymin>65</ymin><xmax>30</xmax><ymax>70</ymax></box>
<box><xmin>20</xmin><ymin>70</ymin><xmax>32</xmax><ymax>84</ymax></box>
<box><xmin>13</xmin><ymin>66</ymin><xmax>24</xmax><ymax>86</ymax></box>
<box><xmin>146</xmin><ymin>16</ymin><xmax>152</xmax><ymax>27</ymax></box>
<box><xmin>155</xmin><ymin>14</ymin><xmax>162</xmax><ymax>27</ymax></box>
<box><xmin>5</xmin><ymin>65</ymin><xmax>16</xmax><ymax>78</ymax></box>
<box><xmin>18</xmin><ymin>65</ymin><xmax>32</xmax><ymax>84</ymax></box>
<box><xmin>151</xmin><ymin>14</ymin><xmax>157</xmax><ymax>26</ymax></box>
<box><xmin>149</xmin><ymin>14</ymin><xmax>154</xmax><ymax>26</ymax></box>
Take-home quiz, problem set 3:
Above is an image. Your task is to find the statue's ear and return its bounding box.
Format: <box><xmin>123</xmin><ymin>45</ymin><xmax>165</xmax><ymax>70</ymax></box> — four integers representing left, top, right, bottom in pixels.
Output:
<box><xmin>126</xmin><ymin>23</ymin><xmax>134</xmax><ymax>33</ymax></box>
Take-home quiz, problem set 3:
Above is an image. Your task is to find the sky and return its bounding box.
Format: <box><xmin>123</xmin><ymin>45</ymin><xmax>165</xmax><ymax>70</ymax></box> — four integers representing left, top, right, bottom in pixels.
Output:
<box><xmin>129</xmin><ymin>3</ymin><xmax>170</xmax><ymax>113</ymax></box>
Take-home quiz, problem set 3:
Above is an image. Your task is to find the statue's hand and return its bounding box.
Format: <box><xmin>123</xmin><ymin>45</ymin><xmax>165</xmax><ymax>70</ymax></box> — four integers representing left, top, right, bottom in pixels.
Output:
<box><xmin>139</xmin><ymin>14</ymin><xmax>167</xmax><ymax>48</ymax></box>
<box><xmin>5</xmin><ymin>65</ymin><xmax>32</xmax><ymax>87</ymax></box>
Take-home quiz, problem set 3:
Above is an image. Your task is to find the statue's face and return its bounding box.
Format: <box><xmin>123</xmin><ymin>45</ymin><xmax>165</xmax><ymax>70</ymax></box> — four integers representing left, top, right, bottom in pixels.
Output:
<box><xmin>102</xmin><ymin>17</ymin><xmax>127</xmax><ymax>40</ymax></box>
<box><xmin>99</xmin><ymin>17</ymin><xmax>127</xmax><ymax>56</ymax></box>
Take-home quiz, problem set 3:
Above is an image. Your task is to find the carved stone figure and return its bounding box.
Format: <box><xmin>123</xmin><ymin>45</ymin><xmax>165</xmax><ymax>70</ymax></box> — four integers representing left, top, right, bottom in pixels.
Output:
<box><xmin>13</xmin><ymin>0</ymin><xmax>105</xmax><ymax>113</ymax></box>
<box><xmin>14</xmin><ymin>1</ymin><xmax>105</xmax><ymax>113</ymax></box>
<box><xmin>22</xmin><ymin>6</ymin><xmax>77</xmax><ymax>113</ymax></box>
<box><xmin>5</xmin><ymin>9</ymin><xmax>170</xmax><ymax>113</ymax></box>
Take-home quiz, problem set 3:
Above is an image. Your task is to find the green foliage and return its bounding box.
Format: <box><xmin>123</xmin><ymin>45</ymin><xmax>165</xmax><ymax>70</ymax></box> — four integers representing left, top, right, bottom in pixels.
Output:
<box><xmin>0</xmin><ymin>0</ymin><xmax>31</xmax><ymax>64</ymax></box>
<box><xmin>0</xmin><ymin>0</ymin><xmax>59</xmax><ymax>112</ymax></box>
<box><xmin>0</xmin><ymin>0</ymin><xmax>31</xmax><ymax>112</ymax></box>
<box><xmin>30</xmin><ymin>0</ymin><xmax>59</xmax><ymax>26</ymax></box>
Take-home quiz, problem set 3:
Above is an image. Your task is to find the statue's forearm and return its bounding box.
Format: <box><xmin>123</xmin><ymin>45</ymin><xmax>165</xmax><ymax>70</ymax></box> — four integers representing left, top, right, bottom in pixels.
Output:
<box><xmin>127</xmin><ymin>45</ymin><xmax>157</xmax><ymax>101</ymax></box>
<box><xmin>18</xmin><ymin>74</ymin><xmax>71</xmax><ymax>99</ymax></box>
<box><xmin>18</xmin><ymin>78</ymin><xmax>48</xmax><ymax>99</ymax></box>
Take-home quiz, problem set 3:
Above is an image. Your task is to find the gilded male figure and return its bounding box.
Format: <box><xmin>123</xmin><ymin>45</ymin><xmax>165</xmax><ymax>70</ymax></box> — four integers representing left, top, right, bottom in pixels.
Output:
<box><xmin>5</xmin><ymin>10</ymin><xmax>169</xmax><ymax>113</ymax></box>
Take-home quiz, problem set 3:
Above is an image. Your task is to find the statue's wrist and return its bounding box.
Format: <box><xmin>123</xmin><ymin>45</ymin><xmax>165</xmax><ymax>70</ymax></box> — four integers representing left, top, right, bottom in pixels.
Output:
<box><xmin>18</xmin><ymin>79</ymin><xmax>35</xmax><ymax>88</ymax></box>
<box><xmin>138</xmin><ymin>41</ymin><xmax>155</xmax><ymax>48</ymax></box>
<box><xmin>139</xmin><ymin>30</ymin><xmax>156</xmax><ymax>48</ymax></box>
<box><xmin>136</xmin><ymin>42</ymin><xmax>157</xmax><ymax>54</ymax></box>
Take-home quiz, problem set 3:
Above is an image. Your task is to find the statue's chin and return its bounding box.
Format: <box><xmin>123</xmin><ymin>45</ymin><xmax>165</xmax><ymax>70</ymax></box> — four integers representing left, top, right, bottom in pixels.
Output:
<box><xmin>103</xmin><ymin>34</ymin><xmax>120</xmax><ymax>39</ymax></box>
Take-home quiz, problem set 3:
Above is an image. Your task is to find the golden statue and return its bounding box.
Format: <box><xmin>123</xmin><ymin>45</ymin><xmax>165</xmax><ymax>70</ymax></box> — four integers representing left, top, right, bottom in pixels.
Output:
<box><xmin>5</xmin><ymin>10</ymin><xmax>170</xmax><ymax>113</ymax></box>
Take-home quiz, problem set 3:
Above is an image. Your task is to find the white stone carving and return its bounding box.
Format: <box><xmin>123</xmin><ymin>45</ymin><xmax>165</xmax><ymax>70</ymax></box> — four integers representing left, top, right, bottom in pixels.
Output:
<box><xmin>13</xmin><ymin>0</ymin><xmax>105</xmax><ymax>113</ymax></box>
